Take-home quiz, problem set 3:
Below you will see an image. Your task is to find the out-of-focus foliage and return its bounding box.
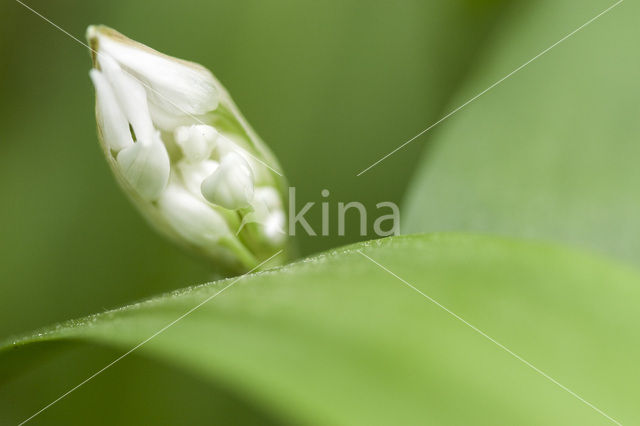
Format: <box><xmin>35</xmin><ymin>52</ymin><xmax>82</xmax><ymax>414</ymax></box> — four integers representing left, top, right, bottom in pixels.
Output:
<box><xmin>3</xmin><ymin>234</ymin><xmax>640</xmax><ymax>425</ymax></box>
<box><xmin>403</xmin><ymin>0</ymin><xmax>640</xmax><ymax>265</ymax></box>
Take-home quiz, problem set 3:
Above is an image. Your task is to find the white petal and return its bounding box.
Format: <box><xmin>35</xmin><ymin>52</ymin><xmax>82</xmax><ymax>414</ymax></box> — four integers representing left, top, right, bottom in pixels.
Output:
<box><xmin>94</xmin><ymin>29</ymin><xmax>218</xmax><ymax>117</ymax></box>
<box><xmin>147</xmin><ymin>101</ymin><xmax>202</xmax><ymax>131</ymax></box>
<box><xmin>89</xmin><ymin>69</ymin><xmax>132</xmax><ymax>152</ymax></box>
<box><xmin>215</xmin><ymin>135</ymin><xmax>270</xmax><ymax>184</ymax></box>
<box><xmin>98</xmin><ymin>53</ymin><xmax>154</xmax><ymax>144</ymax></box>
<box><xmin>201</xmin><ymin>152</ymin><xmax>254</xmax><ymax>210</ymax></box>
<box><xmin>157</xmin><ymin>180</ymin><xmax>231</xmax><ymax>246</ymax></box>
<box><xmin>174</xmin><ymin>124</ymin><xmax>218</xmax><ymax>163</ymax></box>
<box><xmin>177</xmin><ymin>159</ymin><xmax>219</xmax><ymax>198</ymax></box>
<box><xmin>254</xmin><ymin>187</ymin><xmax>283</xmax><ymax>210</ymax></box>
<box><xmin>263</xmin><ymin>211</ymin><xmax>286</xmax><ymax>243</ymax></box>
<box><xmin>116</xmin><ymin>133</ymin><xmax>170</xmax><ymax>201</ymax></box>
<box><xmin>242</xmin><ymin>187</ymin><xmax>286</xmax><ymax>244</ymax></box>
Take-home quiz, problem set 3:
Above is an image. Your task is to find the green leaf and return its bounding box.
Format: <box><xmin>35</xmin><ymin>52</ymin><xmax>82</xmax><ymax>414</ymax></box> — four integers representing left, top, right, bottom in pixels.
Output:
<box><xmin>402</xmin><ymin>0</ymin><xmax>640</xmax><ymax>265</ymax></box>
<box><xmin>3</xmin><ymin>234</ymin><xmax>640</xmax><ymax>425</ymax></box>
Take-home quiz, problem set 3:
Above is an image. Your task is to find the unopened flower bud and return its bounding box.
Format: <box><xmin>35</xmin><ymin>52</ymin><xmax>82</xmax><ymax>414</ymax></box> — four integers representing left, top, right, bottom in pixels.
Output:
<box><xmin>116</xmin><ymin>132</ymin><xmax>170</xmax><ymax>201</ymax></box>
<box><xmin>87</xmin><ymin>25</ymin><xmax>289</xmax><ymax>273</ymax></box>
<box><xmin>174</xmin><ymin>124</ymin><xmax>217</xmax><ymax>163</ymax></box>
<box><xmin>201</xmin><ymin>152</ymin><xmax>254</xmax><ymax>210</ymax></box>
<box><xmin>157</xmin><ymin>180</ymin><xmax>231</xmax><ymax>245</ymax></box>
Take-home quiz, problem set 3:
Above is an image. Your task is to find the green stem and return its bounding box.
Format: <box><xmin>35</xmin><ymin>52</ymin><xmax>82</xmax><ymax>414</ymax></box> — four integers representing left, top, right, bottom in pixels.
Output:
<box><xmin>219</xmin><ymin>235</ymin><xmax>259</xmax><ymax>271</ymax></box>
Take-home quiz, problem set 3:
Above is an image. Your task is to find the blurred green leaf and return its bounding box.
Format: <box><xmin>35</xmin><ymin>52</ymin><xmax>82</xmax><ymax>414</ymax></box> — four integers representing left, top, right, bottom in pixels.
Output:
<box><xmin>3</xmin><ymin>234</ymin><xmax>639</xmax><ymax>425</ymax></box>
<box><xmin>402</xmin><ymin>0</ymin><xmax>640</xmax><ymax>264</ymax></box>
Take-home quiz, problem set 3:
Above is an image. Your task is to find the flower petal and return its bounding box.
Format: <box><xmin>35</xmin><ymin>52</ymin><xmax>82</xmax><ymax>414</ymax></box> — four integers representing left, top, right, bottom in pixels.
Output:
<box><xmin>90</xmin><ymin>26</ymin><xmax>219</xmax><ymax>118</ymax></box>
<box><xmin>116</xmin><ymin>134</ymin><xmax>170</xmax><ymax>201</ymax></box>
<box><xmin>201</xmin><ymin>152</ymin><xmax>254</xmax><ymax>209</ymax></box>
<box><xmin>89</xmin><ymin>69</ymin><xmax>133</xmax><ymax>152</ymax></box>
<box><xmin>174</xmin><ymin>124</ymin><xmax>218</xmax><ymax>163</ymax></box>
<box><xmin>157</xmin><ymin>179</ymin><xmax>231</xmax><ymax>246</ymax></box>
<box><xmin>98</xmin><ymin>53</ymin><xmax>155</xmax><ymax>144</ymax></box>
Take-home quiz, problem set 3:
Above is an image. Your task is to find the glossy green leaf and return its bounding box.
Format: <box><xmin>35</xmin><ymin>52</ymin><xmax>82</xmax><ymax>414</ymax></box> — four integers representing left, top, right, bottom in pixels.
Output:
<box><xmin>402</xmin><ymin>0</ymin><xmax>640</xmax><ymax>265</ymax></box>
<box><xmin>2</xmin><ymin>234</ymin><xmax>639</xmax><ymax>425</ymax></box>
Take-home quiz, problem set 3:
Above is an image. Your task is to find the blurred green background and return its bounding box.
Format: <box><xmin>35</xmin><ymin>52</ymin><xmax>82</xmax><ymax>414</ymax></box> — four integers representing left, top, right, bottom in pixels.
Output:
<box><xmin>3</xmin><ymin>0</ymin><xmax>639</xmax><ymax>424</ymax></box>
<box><xmin>0</xmin><ymin>0</ymin><xmax>509</xmax><ymax>338</ymax></box>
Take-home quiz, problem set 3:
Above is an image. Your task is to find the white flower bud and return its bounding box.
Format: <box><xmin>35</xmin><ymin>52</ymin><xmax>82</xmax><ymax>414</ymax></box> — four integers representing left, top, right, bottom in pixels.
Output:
<box><xmin>116</xmin><ymin>133</ymin><xmax>170</xmax><ymax>201</ymax></box>
<box><xmin>254</xmin><ymin>186</ymin><xmax>283</xmax><ymax>210</ymax></box>
<box><xmin>174</xmin><ymin>124</ymin><xmax>218</xmax><ymax>163</ymax></box>
<box><xmin>201</xmin><ymin>152</ymin><xmax>254</xmax><ymax>210</ymax></box>
<box><xmin>157</xmin><ymin>180</ymin><xmax>231</xmax><ymax>247</ymax></box>
<box><xmin>253</xmin><ymin>187</ymin><xmax>286</xmax><ymax>244</ymax></box>
<box><xmin>264</xmin><ymin>211</ymin><xmax>286</xmax><ymax>243</ymax></box>
<box><xmin>177</xmin><ymin>159</ymin><xmax>219</xmax><ymax>198</ymax></box>
<box><xmin>87</xmin><ymin>25</ymin><xmax>289</xmax><ymax>273</ymax></box>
